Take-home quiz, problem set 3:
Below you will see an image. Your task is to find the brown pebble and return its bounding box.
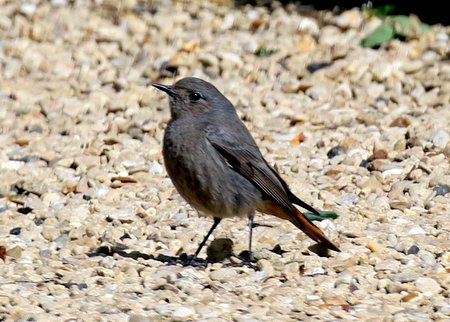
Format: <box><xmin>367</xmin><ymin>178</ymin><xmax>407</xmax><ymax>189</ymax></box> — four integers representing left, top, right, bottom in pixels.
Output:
<box><xmin>401</xmin><ymin>291</ymin><xmax>420</xmax><ymax>302</ymax></box>
<box><xmin>390</xmin><ymin>116</ymin><xmax>411</xmax><ymax>128</ymax></box>
<box><xmin>111</xmin><ymin>176</ymin><xmax>138</xmax><ymax>183</ymax></box>
<box><xmin>367</xmin><ymin>149</ymin><xmax>388</xmax><ymax>161</ymax></box>
<box><xmin>367</xmin><ymin>240</ymin><xmax>379</xmax><ymax>252</ymax></box>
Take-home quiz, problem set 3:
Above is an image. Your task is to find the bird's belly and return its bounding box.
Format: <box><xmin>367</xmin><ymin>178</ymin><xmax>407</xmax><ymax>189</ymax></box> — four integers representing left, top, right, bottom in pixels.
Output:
<box><xmin>163</xmin><ymin>141</ymin><xmax>261</xmax><ymax>218</ymax></box>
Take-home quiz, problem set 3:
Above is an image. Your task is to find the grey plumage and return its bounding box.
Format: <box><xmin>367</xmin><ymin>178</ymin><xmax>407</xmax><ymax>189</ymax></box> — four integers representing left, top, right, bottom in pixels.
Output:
<box><xmin>153</xmin><ymin>77</ymin><xmax>340</xmax><ymax>260</ymax></box>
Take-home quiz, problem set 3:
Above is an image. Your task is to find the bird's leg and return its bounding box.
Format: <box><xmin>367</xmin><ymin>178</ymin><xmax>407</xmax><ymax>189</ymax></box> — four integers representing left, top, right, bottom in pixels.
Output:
<box><xmin>190</xmin><ymin>217</ymin><xmax>221</xmax><ymax>264</ymax></box>
<box><xmin>247</xmin><ymin>211</ymin><xmax>255</xmax><ymax>262</ymax></box>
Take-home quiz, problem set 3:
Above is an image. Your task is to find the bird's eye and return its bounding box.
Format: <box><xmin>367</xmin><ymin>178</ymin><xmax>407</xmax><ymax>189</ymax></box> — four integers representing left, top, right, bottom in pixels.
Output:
<box><xmin>189</xmin><ymin>92</ymin><xmax>202</xmax><ymax>101</ymax></box>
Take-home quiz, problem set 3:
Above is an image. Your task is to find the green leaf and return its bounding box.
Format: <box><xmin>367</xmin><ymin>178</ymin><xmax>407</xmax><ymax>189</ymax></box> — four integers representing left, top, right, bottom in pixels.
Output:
<box><xmin>254</xmin><ymin>45</ymin><xmax>276</xmax><ymax>57</ymax></box>
<box><xmin>361</xmin><ymin>24</ymin><xmax>395</xmax><ymax>48</ymax></box>
<box><xmin>305</xmin><ymin>211</ymin><xmax>339</xmax><ymax>222</ymax></box>
<box><xmin>373</xmin><ymin>4</ymin><xmax>397</xmax><ymax>16</ymax></box>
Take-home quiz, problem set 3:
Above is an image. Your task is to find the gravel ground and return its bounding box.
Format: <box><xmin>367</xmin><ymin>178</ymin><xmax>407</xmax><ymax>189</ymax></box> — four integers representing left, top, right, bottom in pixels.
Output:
<box><xmin>1</xmin><ymin>1</ymin><xmax>449</xmax><ymax>321</ymax></box>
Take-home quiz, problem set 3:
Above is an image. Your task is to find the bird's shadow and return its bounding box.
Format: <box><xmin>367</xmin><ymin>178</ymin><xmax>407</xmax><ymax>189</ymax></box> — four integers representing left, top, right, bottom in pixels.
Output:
<box><xmin>87</xmin><ymin>244</ymin><xmax>259</xmax><ymax>269</ymax></box>
<box><xmin>87</xmin><ymin>240</ymin><xmax>329</xmax><ymax>269</ymax></box>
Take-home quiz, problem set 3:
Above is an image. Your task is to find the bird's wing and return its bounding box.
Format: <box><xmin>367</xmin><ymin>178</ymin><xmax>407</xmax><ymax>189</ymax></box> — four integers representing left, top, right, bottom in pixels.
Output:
<box><xmin>267</xmin><ymin>167</ymin><xmax>321</xmax><ymax>216</ymax></box>
<box><xmin>205</xmin><ymin>126</ymin><xmax>296</xmax><ymax>212</ymax></box>
<box><xmin>206</xmin><ymin>126</ymin><xmax>340</xmax><ymax>252</ymax></box>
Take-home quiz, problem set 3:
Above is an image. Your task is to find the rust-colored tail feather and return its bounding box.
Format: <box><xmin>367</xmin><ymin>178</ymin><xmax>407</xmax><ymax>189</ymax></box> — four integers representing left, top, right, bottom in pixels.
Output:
<box><xmin>290</xmin><ymin>207</ymin><xmax>340</xmax><ymax>252</ymax></box>
<box><xmin>258</xmin><ymin>201</ymin><xmax>340</xmax><ymax>252</ymax></box>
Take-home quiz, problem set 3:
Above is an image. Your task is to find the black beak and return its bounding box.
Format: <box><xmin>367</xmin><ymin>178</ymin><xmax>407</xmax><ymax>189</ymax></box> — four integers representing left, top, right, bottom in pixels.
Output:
<box><xmin>152</xmin><ymin>83</ymin><xmax>176</xmax><ymax>98</ymax></box>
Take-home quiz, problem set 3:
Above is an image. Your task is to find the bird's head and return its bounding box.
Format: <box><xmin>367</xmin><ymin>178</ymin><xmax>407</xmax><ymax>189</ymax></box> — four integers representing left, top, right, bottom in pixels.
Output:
<box><xmin>153</xmin><ymin>77</ymin><xmax>235</xmax><ymax>119</ymax></box>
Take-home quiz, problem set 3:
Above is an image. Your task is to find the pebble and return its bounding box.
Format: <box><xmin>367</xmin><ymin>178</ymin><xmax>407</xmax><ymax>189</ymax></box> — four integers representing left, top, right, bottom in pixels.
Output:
<box><xmin>438</xmin><ymin>304</ymin><xmax>450</xmax><ymax>315</ymax></box>
<box><xmin>408</xmin><ymin>226</ymin><xmax>426</xmax><ymax>235</ymax></box>
<box><xmin>415</xmin><ymin>277</ymin><xmax>442</xmax><ymax>296</ymax></box>
<box><xmin>172</xmin><ymin>307</ymin><xmax>196</xmax><ymax>320</ymax></box>
<box><xmin>431</xmin><ymin>130</ymin><xmax>450</xmax><ymax>148</ymax></box>
<box><xmin>206</xmin><ymin>238</ymin><xmax>233</xmax><ymax>262</ymax></box>
<box><xmin>9</xmin><ymin>227</ymin><xmax>22</xmax><ymax>235</ymax></box>
<box><xmin>149</xmin><ymin>160</ymin><xmax>164</xmax><ymax>175</ymax></box>
<box><xmin>367</xmin><ymin>149</ymin><xmax>388</xmax><ymax>161</ymax></box>
<box><xmin>406</xmin><ymin>245</ymin><xmax>420</xmax><ymax>255</ymax></box>
<box><xmin>209</xmin><ymin>268</ymin><xmax>238</xmax><ymax>283</ymax></box>
<box><xmin>20</xmin><ymin>3</ymin><xmax>37</xmax><ymax>16</ymax></box>
<box><xmin>327</xmin><ymin>145</ymin><xmax>346</xmax><ymax>159</ymax></box>
<box><xmin>335</xmin><ymin>193</ymin><xmax>359</xmax><ymax>205</ymax></box>
<box><xmin>390</xmin><ymin>117</ymin><xmax>411</xmax><ymax>128</ymax></box>
<box><xmin>432</xmin><ymin>184</ymin><xmax>450</xmax><ymax>196</ymax></box>
<box><xmin>375</xmin><ymin>260</ymin><xmax>401</xmax><ymax>272</ymax></box>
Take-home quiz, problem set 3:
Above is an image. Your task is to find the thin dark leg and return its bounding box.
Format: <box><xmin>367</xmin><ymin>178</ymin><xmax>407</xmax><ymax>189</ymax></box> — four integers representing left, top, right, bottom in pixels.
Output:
<box><xmin>191</xmin><ymin>217</ymin><xmax>222</xmax><ymax>261</ymax></box>
<box><xmin>247</xmin><ymin>211</ymin><xmax>255</xmax><ymax>262</ymax></box>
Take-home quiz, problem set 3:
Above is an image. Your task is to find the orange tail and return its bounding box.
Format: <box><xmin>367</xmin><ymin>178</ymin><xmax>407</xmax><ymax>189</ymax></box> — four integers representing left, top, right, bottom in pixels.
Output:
<box><xmin>290</xmin><ymin>207</ymin><xmax>340</xmax><ymax>252</ymax></box>
<box><xmin>259</xmin><ymin>202</ymin><xmax>340</xmax><ymax>252</ymax></box>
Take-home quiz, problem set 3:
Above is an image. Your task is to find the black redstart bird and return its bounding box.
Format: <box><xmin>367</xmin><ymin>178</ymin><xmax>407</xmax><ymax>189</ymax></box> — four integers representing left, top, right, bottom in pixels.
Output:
<box><xmin>153</xmin><ymin>77</ymin><xmax>340</xmax><ymax>261</ymax></box>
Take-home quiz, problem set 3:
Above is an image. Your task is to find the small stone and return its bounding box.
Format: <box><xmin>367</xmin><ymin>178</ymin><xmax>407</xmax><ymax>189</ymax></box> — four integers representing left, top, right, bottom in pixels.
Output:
<box><xmin>296</xmin><ymin>35</ymin><xmax>317</xmax><ymax>52</ymax></box>
<box><xmin>210</xmin><ymin>268</ymin><xmax>238</xmax><ymax>282</ymax></box>
<box><xmin>256</xmin><ymin>259</ymin><xmax>274</xmax><ymax>276</ymax></box>
<box><xmin>390</xmin><ymin>117</ymin><xmax>411</xmax><ymax>128</ymax></box>
<box><xmin>20</xmin><ymin>3</ymin><xmax>37</xmax><ymax>16</ymax></box>
<box><xmin>431</xmin><ymin>130</ymin><xmax>449</xmax><ymax>148</ymax></box>
<box><xmin>438</xmin><ymin>252</ymin><xmax>450</xmax><ymax>266</ymax></box>
<box><xmin>334</xmin><ymin>9</ymin><xmax>363</xmax><ymax>29</ymax></box>
<box><xmin>250</xmin><ymin>270</ymin><xmax>268</xmax><ymax>282</ymax></box>
<box><xmin>305</xmin><ymin>84</ymin><xmax>331</xmax><ymax>100</ymax></box>
<box><xmin>107</xmin><ymin>207</ymin><xmax>136</xmax><ymax>223</ymax></box>
<box><xmin>401</xmin><ymin>291</ymin><xmax>421</xmax><ymax>302</ymax></box>
<box><xmin>395</xmin><ymin>270</ymin><xmax>420</xmax><ymax>283</ymax></box>
<box><xmin>327</xmin><ymin>145</ymin><xmax>346</xmax><ymax>159</ymax></box>
<box><xmin>340</xmin><ymin>137</ymin><xmax>359</xmax><ymax>150</ymax></box>
<box><xmin>124</xmin><ymin>15</ymin><xmax>147</xmax><ymax>35</ymax></box>
<box><xmin>386</xmin><ymin>281</ymin><xmax>407</xmax><ymax>294</ymax></box>
<box><xmin>335</xmin><ymin>193</ymin><xmax>359</xmax><ymax>205</ymax></box>
<box><xmin>367</xmin><ymin>240</ymin><xmax>379</xmax><ymax>252</ymax></box>
<box><xmin>401</xmin><ymin>61</ymin><xmax>423</xmax><ymax>73</ymax></box>
<box><xmin>367</xmin><ymin>149</ymin><xmax>388</xmax><ymax>161</ymax></box>
<box><xmin>438</xmin><ymin>304</ymin><xmax>450</xmax><ymax>315</ymax></box>
<box><xmin>301</xmin><ymin>256</ymin><xmax>326</xmax><ymax>276</ymax></box>
<box><xmin>50</xmin><ymin>0</ymin><xmax>67</xmax><ymax>6</ymax></box>
<box><xmin>406</xmin><ymin>137</ymin><xmax>422</xmax><ymax>148</ymax></box>
<box><xmin>17</xmin><ymin>206</ymin><xmax>33</xmax><ymax>214</ymax></box>
<box><xmin>10</xmin><ymin>227</ymin><xmax>21</xmax><ymax>235</ymax></box>
<box><xmin>394</xmin><ymin>139</ymin><xmax>406</xmax><ymax>151</ymax></box>
<box><xmin>198</xmin><ymin>52</ymin><xmax>219</xmax><ymax>67</ymax></box>
<box><xmin>149</xmin><ymin>161</ymin><xmax>164</xmax><ymax>175</ymax></box>
<box><xmin>219</xmin><ymin>52</ymin><xmax>243</xmax><ymax>69</ymax></box>
<box><xmin>298</xmin><ymin>17</ymin><xmax>319</xmax><ymax>34</ymax></box>
<box><xmin>408</xmin><ymin>226</ymin><xmax>425</xmax><ymax>235</ymax></box>
<box><xmin>206</xmin><ymin>238</ymin><xmax>233</xmax><ymax>262</ymax></box>
<box><xmin>6</xmin><ymin>246</ymin><xmax>23</xmax><ymax>258</ymax></box>
<box><xmin>375</xmin><ymin>259</ymin><xmax>401</xmax><ymax>272</ymax></box>
<box><xmin>172</xmin><ymin>307</ymin><xmax>195</xmax><ymax>319</ymax></box>
<box><xmin>360</xmin><ymin>177</ymin><xmax>383</xmax><ymax>195</ymax></box>
<box><xmin>382</xmin><ymin>168</ymin><xmax>403</xmax><ymax>177</ymax></box>
<box><xmin>432</xmin><ymin>184</ymin><xmax>450</xmax><ymax>196</ymax></box>
<box><xmin>407</xmin><ymin>245</ymin><xmax>420</xmax><ymax>255</ymax></box>
<box><xmin>359</xmin><ymin>160</ymin><xmax>370</xmax><ymax>169</ymax></box>
<box><xmin>415</xmin><ymin>277</ymin><xmax>441</xmax><ymax>296</ymax></box>
<box><xmin>128</xmin><ymin>314</ymin><xmax>152</xmax><ymax>322</ymax></box>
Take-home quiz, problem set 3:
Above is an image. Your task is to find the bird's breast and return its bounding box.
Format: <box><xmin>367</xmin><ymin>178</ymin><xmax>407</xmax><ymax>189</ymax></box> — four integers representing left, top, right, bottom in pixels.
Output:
<box><xmin>162</xmin><ymin>122</ymin><xmax>261</xmax><ymax>217</ymax></box>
